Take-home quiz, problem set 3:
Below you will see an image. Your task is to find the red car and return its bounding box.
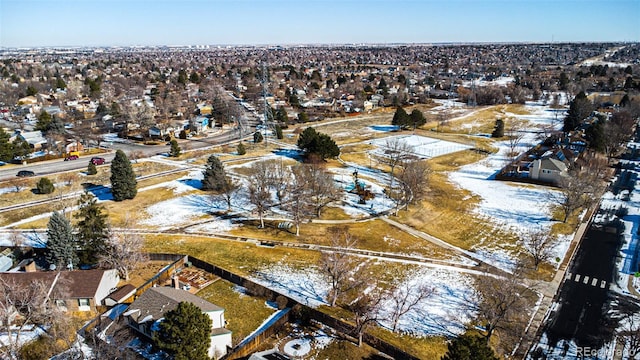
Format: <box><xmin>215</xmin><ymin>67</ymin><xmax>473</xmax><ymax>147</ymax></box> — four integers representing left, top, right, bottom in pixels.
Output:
<box><xmin>64</xmin><ymin>155</ymin><xmax>79</xmax><ymax>161</ymax></box>
<box><xmin>90</xmin><ymin>157</ymin><xmax>105</xmax><ymax>165</ymax></box>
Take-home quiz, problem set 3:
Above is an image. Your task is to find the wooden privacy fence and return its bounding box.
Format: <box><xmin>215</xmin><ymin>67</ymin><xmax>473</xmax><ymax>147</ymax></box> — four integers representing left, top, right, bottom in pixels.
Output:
<box><xmin>178</xmin><ymin>254</ymin><xmax>420</xmax><ymax>360</ymax></box>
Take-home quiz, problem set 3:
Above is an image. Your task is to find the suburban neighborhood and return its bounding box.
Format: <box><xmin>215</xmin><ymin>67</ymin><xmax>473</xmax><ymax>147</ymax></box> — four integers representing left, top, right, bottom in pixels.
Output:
<box><xmin>0</xmin><ymin>8</ymin><xmax>639</xmax><ymax>359</ymax></box>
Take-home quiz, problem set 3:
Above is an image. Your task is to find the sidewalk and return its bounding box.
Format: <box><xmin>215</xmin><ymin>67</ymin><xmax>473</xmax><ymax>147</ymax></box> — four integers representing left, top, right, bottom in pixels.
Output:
<box><xmin>518</xmin><ymin>220</ymin><xmax>591</xmax><ymax>358</ymax></box>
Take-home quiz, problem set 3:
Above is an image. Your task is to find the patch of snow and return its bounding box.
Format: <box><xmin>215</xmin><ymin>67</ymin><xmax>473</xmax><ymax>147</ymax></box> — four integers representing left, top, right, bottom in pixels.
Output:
<box><xmin>251</xmin><ymin>265</ymin><xmax>330</xmax><ymax>308</ymax></box>
<box><xmin>378</xmin><ymin>267</ymin><xmax>476</xmax><ymax>336</ymax></box>
<box><xmin>370</xmin><ymin>134</ymin><xmax>472</xmax><ymax>160</ymax></box>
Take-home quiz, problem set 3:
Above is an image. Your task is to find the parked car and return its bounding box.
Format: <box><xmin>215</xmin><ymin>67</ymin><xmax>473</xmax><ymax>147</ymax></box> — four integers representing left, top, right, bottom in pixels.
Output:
<box><xmin>64</xmin><ymin>155</ymin><xmax>79</xmax><ymax>161</ymax></box>
<box><xmin>90</xmin><ymin>157</ymin><xmax>105</xmax><ymax>165</ymax></box>
<box><xmin>16</xmin><ymin>170</ymin><xmax>35</xmax><ymax>177</ymax></box>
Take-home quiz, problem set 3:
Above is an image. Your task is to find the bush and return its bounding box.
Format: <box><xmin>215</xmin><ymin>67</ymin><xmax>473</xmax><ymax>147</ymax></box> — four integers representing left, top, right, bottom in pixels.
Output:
<box><xmin>169</xmin><ymin>139</ymin><xmax>181</xmax><ymax>157</ymax></box>
<box><xmin>179</xmin><ymin>130</ymin><xmax>187</xmax><ymax>139</ymax></box>
<box><xmin>36</xmin><ymin>177</ymin><xmax>55</xmax><ymax>194</ymax></box>
<box><xmin>87</xmin><ymin>162</ymin><xmax>97</xmax><ymax>175</ymax></box>
<box><xmin>237</xmin><ymin>142</ymin><xmax>246</xmax><ymax>155</ymax></box>
<box><xmin>253</xmin><ymin>131</ymin><xmax>264</xmax><ymax>143</ymax></box>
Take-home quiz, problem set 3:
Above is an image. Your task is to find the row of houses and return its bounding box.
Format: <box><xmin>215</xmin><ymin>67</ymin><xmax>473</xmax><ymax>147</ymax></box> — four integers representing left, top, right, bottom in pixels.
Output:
<box><xmin>0</xmin><ymin>260</ymin><xmax>234</xmax><ymax>358</ymax></box>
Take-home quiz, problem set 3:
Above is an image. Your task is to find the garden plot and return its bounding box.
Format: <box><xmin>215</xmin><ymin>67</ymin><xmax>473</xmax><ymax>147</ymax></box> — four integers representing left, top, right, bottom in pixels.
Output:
<box><xmin>369</xmin><ymin>134</ymin><xmax>472</xmax><ymax>159</ymax></box>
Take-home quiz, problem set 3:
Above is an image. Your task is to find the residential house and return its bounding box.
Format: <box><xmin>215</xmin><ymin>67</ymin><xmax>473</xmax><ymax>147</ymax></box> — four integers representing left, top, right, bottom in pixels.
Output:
<box><xmin>530</xmin><ymin>156</ymin><xmax>569</xmax><ymax>184</ymax></box>
<box><xmin>104</xmin><ymin>284</ymin><xmax>137</xmax><ymax>306</ymax></box>
<box><xmin>11</xmin><ymin>130</ymin><xmax>48</xmax><ymax>150</ymax></box>
<box><xmin>249</xmin><ymin>349</ymin><xmax>291</xmax><ymax>360</ymax></box>
<box><xmin>124</xmin><ymin>286</ymin><xmax>232</xmax><ymax>358</ymax></box>
<box><xmin>0</xmin><ymin>269</ymin><xmax>120</xmax><ymax>312</ymax></box>
<box><xmin>190</xmin><ymin>116</ymin><xmax>209</xmax><ymax>133</ymax></box>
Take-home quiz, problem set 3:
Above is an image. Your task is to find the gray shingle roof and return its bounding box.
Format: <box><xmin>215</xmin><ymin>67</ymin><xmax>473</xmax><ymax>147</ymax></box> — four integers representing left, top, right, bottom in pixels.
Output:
<box><xmin>127</xmin><ymin>287</ymin><xmax>223</xmax><ymax>323</ymax></box>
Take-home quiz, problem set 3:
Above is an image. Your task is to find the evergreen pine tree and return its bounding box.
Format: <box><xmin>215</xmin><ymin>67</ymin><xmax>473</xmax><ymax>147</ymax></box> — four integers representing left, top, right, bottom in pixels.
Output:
<box><xmin>275</xmin><ymin>125</ymin><xmax>284</xmax><ymax>139</ymax></box>
<box><xmin>202</xmin><ymin>155</ymin><xmax>226</xmax><ymax>191</ymax></box>
<box><xmin>36</xmin><ymin>177</ymin><xmax>55</xmax><ymax>194</ymax></box>
<box><xmin>409</xmin><ymin>109</ymin><xmax>427</xmax><ymax>129</ymax></box>
<box><xmin>297</xmin><ymin>127</ymin><xmax>340</xmax><ymax>160</ymax></box>
<box><xmin>391</xmin><ymin>107</ymin><xmax>410</xmax><ymax>129</ymax></box>
<box><xmin>586</xmin><ymin>118</ymin><xmax>606</xmax><ymax>152</ymax></box>
<box><xmin>11</xmin><ymin>137</ymin><xmax>32</xmax><ymax>161</ymax></box>
<box><xmin>441</xmin><ymin>334</ymin><xmax>498</xmax><ymax>360</ymax></box>
<box><xmin>253</xmin><ymin>131</ymin><xmax>264</xmax><ymax>143</ymax></box>
<box><xmin>563</xmin><ymin>91</ymin><xmax>593</xmax><ymax>132</ymax></box>
<box><xmin>87</xmin><ymin>161</ymin><xmax>97</xmax><ymax>175</ymax></box>
<box><xmin>35</xmin><ymin>111</ymin><xmax>52</xmax><ymax>132</ymax></box>
<box><xmin>297</xmin><ymin>127</ymin><xmax>319</xmax><ymax>152</ymax></box>
<box><xmin>45</xmin><ymin>211</ymin><xmax>79</xmax><ymax>270</ymax></box>
<box><xmin>169</xmin><ymin>139</ymin><xmax>181</xmax><ymax>157</ymax></box>
<box><xmin>74</xmin><ymin>192</ymin><xmax>109</xmax><ymax>265</ymax></box>
<box><xmin>491</xmin><ymin>119</ymin><xmax>505</xmax><ymax>138</ymax></box>
<box><xmin>0</xmin><ymin>128</ymin><xmax>14</xmax><ymax>162</ymax></box>
<box><xmin>110</xmin><ymin>149</ymin><xmax>137</xmax><ymax>201</ymax></box>
<box><xmin>236</xmin><ymin>142</ymin><xmax>246</xmax><ymax>155</ymax></box>
<box><xmin>154</xmin><ymin>302</ymin><xmax>212</xmax><ymax>360</ymax></box>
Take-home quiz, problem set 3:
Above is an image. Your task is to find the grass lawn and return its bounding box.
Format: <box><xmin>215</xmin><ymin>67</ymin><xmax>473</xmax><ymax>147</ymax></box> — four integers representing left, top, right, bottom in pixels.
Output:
<box><xmin>228</xmin><ymin>218</ymin><xmax>457</xmax><ymax>260</ymax></box>
<box><xmin>198</xmin><ymin>279</ymin><xmax>275</xmax><ymax>345</ymax></box>
<box><xmin>142</xmin><ymin>234</ymin><xmax>320</xmax><ymax>276</ymax></box>
<box><xmin>394</xmin><ymin>149</ymin><xmax>522</xmax><ymax>254</ymax></box>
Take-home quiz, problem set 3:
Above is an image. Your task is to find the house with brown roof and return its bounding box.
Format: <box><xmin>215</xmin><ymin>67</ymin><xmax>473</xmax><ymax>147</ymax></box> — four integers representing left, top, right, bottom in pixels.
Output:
<box><xmin>124</xmin><ymin>286</ymin><xmax>232</xmax><ymax>358</ymax></box>
<box><xmin>0</xmin><ymin>269</ymin><xmax>120</xmax><ymax>312</ymax></box>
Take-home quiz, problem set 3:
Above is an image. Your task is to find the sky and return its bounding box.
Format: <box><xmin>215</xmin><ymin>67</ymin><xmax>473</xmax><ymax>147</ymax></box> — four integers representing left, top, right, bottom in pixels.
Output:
<box><xmin>0</xmin><ymin>0</ymin><xmax>638</xmax><ymax>47</ymax></box>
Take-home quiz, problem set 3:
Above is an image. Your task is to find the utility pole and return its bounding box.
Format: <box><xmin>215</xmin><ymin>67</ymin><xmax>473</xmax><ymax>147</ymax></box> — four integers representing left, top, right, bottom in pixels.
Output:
<box><xmin>260</xmin><ymin>63</ymin><xmax>274</xmax><ymax>147</ymax></box>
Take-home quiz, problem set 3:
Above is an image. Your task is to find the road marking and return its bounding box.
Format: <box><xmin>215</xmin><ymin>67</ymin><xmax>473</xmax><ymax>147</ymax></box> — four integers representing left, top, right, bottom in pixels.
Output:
<box><xmin>600</xmin><ymin>280</ymin><xmax>607</xmax><ymax>288</ymax></box>
<box><xmin>591</xmin><ymin>278</ymin><xmax>598</xmax><ymax>286</ymax></box>
<box><xmin>583</xmin><ymin>276</ymin><xmax>590</xmax><ymax>284</ymax></box>
<box><xmin>575</xmin><ymin>274</ymin><xmax>581</xmax><ymax>282</ymax></box>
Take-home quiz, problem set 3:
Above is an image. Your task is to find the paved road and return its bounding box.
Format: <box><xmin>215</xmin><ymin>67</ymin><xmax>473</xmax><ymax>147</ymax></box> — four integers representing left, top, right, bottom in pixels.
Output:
<box><xmin>538</xmin><ymin>223</ymin><xmax>624</xmax><ymax>355</ymax></box>
<box><xmin>0</xmin><ymin>127</ymin><xmax>253</xmax><ymax>182</ymax></box>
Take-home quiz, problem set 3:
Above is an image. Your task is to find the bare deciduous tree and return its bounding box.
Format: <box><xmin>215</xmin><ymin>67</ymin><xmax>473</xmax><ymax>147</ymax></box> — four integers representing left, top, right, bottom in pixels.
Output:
<box><xmin>506</xmin><ymin>119</ymin><xmax>526</xmax><ymax>165</ymax></box>
<box><xmin>0</xmin><ymin>277</ymin><xmax>51</xmax><ymax>359</ymax></box>
<box><xmin>469</xmin><ymin>269</ymin><xmax>533</xmax><ymax>349</ymax></box>
<box><xmin>293</xmin><ymin>163</ymin><xmax>338</xmax><ymax>218</ymax></box>
<box><xmin>218</xmin><ymin>176</ymin><xmax>240</xmax><ymax>211</ymax></box>
<box><xmin>387</xmin><ymin>279</ymin><xmax>434</xmax><ymax>333</ymax></box>
<box><xmin>346</xmin><ymin>287</ymin><xmax>385</xmax><ymax>347</ymax></box>
<box><xmin>6</xmin><ymin>178</ymin><xmax>28</xmax><ymax>193</ymax></box>
<box><xmin>247</xmin><ymin>161</ymin><xmax>273</xmax><ymax>228</ymax></box>
<box><xmin>614</xmin><ymin>297</ymin><xmax>640</xmax><ymax>359</ymax></box>
<box><xmin>99</xmin><ymin>228</ymin><xmax>147</xmax><ymax>281</ymax></box>
<box><xmin>603</xmin><ymin>110</ymin><xmax>635</xmax><ymax>162</ymax></box>
<box><xmin>553</xmin><ymin>165</ymin><xmax>606</xmax><ymax>223</ymax></box>
<box><xmin>265</xmin><ymin>159</ymin><xmax>290</xmax><ymax>202</ymax></box>
<box><xmin>520</xmin><ymin>228</ymin><xmax>556</xmax><ymax>270</ymax></box>
<box><xmin>399</xmin><ymin>159</ymin><xmax>431</xmax><ymax>206</ymax></box>
<box><xmin>319</xmin><ymin>227</ymin><xmax>361</xmax><ymax>307</ymax></box>
<box><xmin>285</xmin><ymin>164</ymin><xmax>315</xmax><ymax>236</ymax></box>
<box><xmin>379</xmin><ymin>137</ymin><xmax>415</xmax><ymax>191</ymax></box>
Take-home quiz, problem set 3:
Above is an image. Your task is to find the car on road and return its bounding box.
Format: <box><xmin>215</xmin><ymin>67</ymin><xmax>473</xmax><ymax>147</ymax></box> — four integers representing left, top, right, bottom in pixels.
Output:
<box><xmin>64</xmin><ymin>155</ymin><xmax>79</xmax><ymax>161</ymax></box>
<box><xmin>90</xmin><ymin>157</ymin><xmax>105</xmax><ymax>165</ymax></box>
<box><xmin>16</xmin><ymin>170</ymin><xmax>35</xmax><ymax>177</ymax></box>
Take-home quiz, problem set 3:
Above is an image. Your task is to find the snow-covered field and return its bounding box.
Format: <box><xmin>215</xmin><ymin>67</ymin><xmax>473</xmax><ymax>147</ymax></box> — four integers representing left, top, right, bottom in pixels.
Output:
<box><xmin>448</xmin><ymin>101</ymin><xmax>574</xmax><ymax>271</ymax></box>
<box><xmin>250</xmin><ymin>264</ymin><xmax>476</xmax><ymax>337</ymax></box>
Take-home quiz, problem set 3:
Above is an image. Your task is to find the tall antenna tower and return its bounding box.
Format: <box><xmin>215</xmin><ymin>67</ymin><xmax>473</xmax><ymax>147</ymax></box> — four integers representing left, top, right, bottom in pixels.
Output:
<box><xmin>260</xmin><ymin>63</ymin><xmax>274</xmax><ymax>146</ymax></box>
<box><xmin>468</xmin><ymin>77</ymin><xmax>477</xmax><ymax>107</ymax></box>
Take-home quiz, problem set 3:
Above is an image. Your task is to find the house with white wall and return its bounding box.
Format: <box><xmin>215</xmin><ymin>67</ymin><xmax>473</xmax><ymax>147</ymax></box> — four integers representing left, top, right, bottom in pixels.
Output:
<box><xmin>124</xmin><ymin>287</ymin><xmax>232</xmax><ymax>358</ymax></box>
